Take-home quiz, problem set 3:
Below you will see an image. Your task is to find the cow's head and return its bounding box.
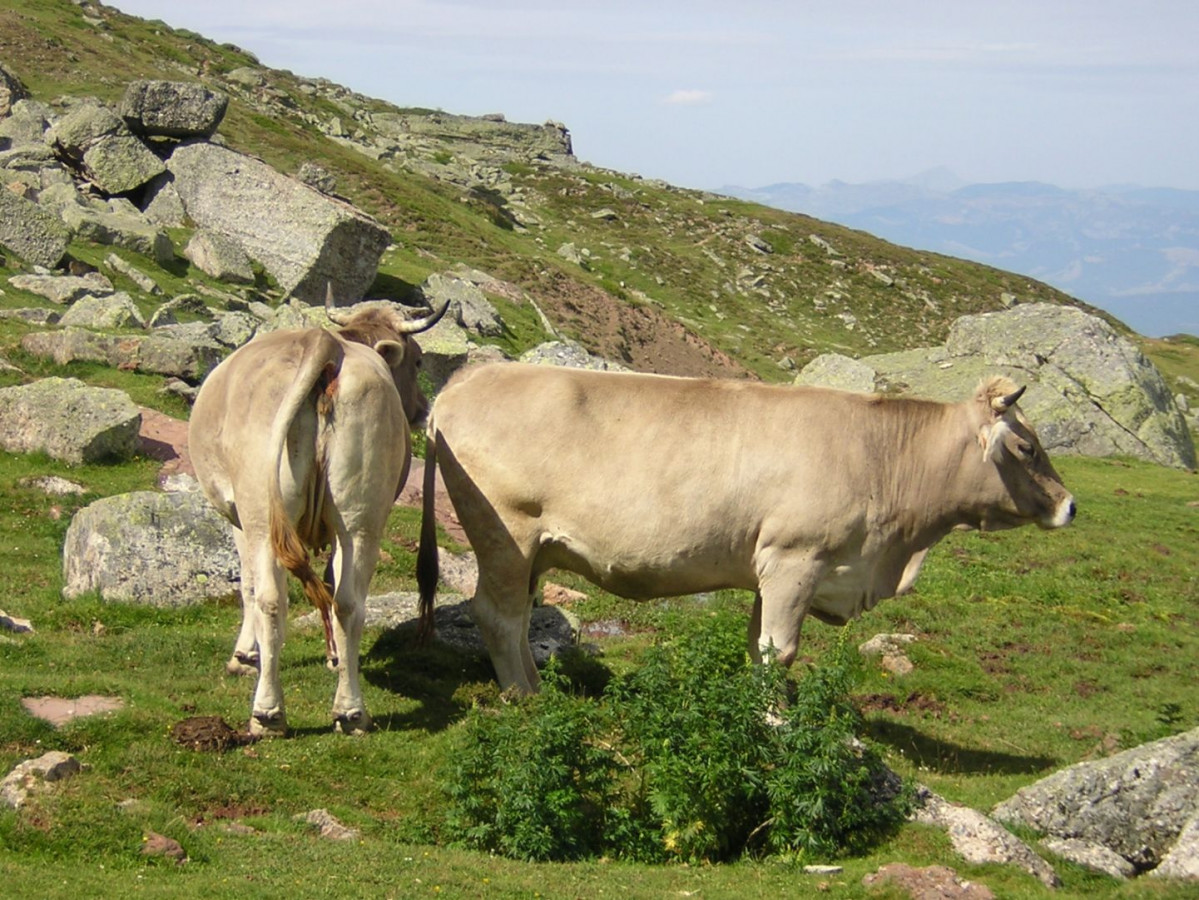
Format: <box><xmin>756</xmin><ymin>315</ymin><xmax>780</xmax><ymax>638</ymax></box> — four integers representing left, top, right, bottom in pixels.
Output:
<box><xmin>325</xmin><ymin>293</ymin><xmax>450</xmax><ymax>425</ymax></box>
<box><xmin>973</xmin><ymin>376</ymin><xmax>1076</xmax><ymax>531</ymax></box>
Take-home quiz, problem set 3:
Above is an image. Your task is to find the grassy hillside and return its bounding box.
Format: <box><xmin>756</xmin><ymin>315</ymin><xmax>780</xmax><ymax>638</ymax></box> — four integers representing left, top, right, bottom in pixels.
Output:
<box><xmin>0</xmin><ymin>0</ymin><xmax>1113</xmax><ymax>381</ymax></box>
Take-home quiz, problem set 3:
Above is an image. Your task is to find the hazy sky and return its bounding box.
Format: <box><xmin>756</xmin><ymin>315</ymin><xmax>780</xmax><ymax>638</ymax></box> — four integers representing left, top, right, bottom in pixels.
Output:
<box><xmin>110</xmin><ymin>0</ymin><xmax>1199</xmax><ymax>192</ymax></box>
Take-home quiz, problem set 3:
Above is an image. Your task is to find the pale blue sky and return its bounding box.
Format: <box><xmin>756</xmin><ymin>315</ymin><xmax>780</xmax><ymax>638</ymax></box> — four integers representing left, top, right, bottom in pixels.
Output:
<box><xmin>111</xmin><ymin>0</ymin><xmax>1199</xmax><ymax>192</ymax></box>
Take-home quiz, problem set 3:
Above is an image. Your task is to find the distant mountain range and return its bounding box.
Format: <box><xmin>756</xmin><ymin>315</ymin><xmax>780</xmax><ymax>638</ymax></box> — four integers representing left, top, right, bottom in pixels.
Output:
<box><xmin>718</xmin><ymin>169</ymin><xmax>1199</xmax><ymax>338</ymax></box>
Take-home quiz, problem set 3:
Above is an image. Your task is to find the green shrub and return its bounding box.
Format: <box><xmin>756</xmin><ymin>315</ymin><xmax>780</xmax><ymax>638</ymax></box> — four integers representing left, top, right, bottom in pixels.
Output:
<box><xmin>442</xmin><ymin>610</ymin><xmax>909</xmax><ymax>864</ymax></box>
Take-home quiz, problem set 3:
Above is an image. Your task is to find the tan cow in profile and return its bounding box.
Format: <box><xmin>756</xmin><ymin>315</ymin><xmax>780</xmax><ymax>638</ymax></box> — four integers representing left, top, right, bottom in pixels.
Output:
<box><xmin>417</xmin><ymin>365</ymin><xmax>1075</xmax><ymax>694</ymax></box>
<box><xmin>190</xmin><ymin>298</ymin><xmax>445</xmax><ymax>736</ymax></box>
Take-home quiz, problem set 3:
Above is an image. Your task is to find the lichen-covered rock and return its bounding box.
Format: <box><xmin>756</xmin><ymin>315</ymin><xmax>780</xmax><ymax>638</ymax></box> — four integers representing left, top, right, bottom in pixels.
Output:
<box><xmin>47</xmin><ymin>102</ymin><xmax>166</xmax><ymax>195</ymax></box>
<box><xmin>166</xmin><ymin>140</ymin><xmax>390</xmax><ymax>304</ymax></box>
<box><xmin>62</xmin><ymin>490</ymin><xmax>239</xmax><ymax>606</ymax></box>
<box><xmin>422</xmin><ymin>271</ymin><xmax>503</xmax><ymax>337</ymax></box>
<box><xmin>794</xmin><ymin>352</ymin><xmax>878</xmax><ymax>393</ymax></box>
<box><xmin>21</xmin><ymin>328</ymin><xmax>223</xmax><ymax>382</ymax></box>
<box><xmin>797</xmin><ymin>304</ymin><xmax>1196</xmax><ymax>469</ymax></box>
<box><xmin>0</xmin><ymin>377</ymin><xmax>139</xmax><ymax>464</ymax></box>
<box><xmin>993</xmin><ymin>727</ymin><xmax>1199</xmax><ymax>874</ymax></box>
<box><xmin>0</xmin><ymin>187</ymin><xmax>70</xmax><ymax>268</ymax></box>
<box><xmin>915</xmin><ymin>789</ymin><xmax>1059</xmax><ymax>887</ymax></box>
<box><xmin>119</xmin><ymin>80</ymin><xmax>228</xmax><ymax>138</ymax></box>
<box><xmin>7</xmin><ymin>271</ymin><xmax>114</xmax><ymax>305</ymax></box>
<box><xmin>58</xmin><ymin>291</ymin><xmax>146</xmax><ymax>330</ymax></box>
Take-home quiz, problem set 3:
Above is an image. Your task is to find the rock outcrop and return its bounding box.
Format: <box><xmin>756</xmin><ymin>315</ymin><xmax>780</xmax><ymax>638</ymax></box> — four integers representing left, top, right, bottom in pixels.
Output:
<box><xmin>993</xmin><ymin>726</ymin><xmax>1199</xmax><ymax>878</ymax></box>
<box><xmin>166</xmin><ymin>140</ymin><xmax>390</xmax><ymax>304</ymax></box>
<box><xmin>797</xmin><ymin>304</ymin><xmax>1196</xmax><ymax>469</ymax></box>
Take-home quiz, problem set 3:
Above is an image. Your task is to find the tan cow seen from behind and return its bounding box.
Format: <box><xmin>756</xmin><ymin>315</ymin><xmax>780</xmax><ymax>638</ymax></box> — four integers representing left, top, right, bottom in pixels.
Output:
<box><xmin>190</xmin><ymin>298</ymin><xmax>445</xmax><ymax>736</ymax></box>
<box><xmin>418</xmin><ymin>364</ymin><xmax>1076</xmax><ymax>694</ymax></box>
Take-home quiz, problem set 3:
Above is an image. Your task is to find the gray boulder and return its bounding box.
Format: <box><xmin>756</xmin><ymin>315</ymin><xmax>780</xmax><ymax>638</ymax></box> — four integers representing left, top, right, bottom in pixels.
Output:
<box><xmin>521</xmin><ymin>339</ymin><xmax>630</xmax><ymax>371</ymax></box>
<box><xmin>0</xmin><ymin>99</ymin><xmax>51</xmax><ymax>146</ymax></box>
<box><xmin>119</xmin><ymin>80</ymin><xmax>228</xmax><ymax>138</ymax></box>
<box><xmin>0</xmin><ymin>61</ymin><xmax>27</xmax><ymax>117</ymax></box>
<box><xmin>62</xmin><ymin>490</ymin><xmax>239</xmax><ymax>607</ymax></box>
<box><xmin>0</xmin><ymin>188</ymin><xmax>70</xmax><ymax>268</ymax></box>
<box><xmin>46</xmin><ymin>102</ymin><xmax>166</xmax><ymax>195</ymax></box>
<box><xmin>166</xmin><ymin>141</ymin><xmax>390</xmax><ymax>304</ymax></box>
<box><xmin>58</xmin><ymin>291</ymin><xmax>146</xmax><ymax>330</ymax></box>
<box><xmin>993</xmin><ymin>726</ymin><xmax>1199</xmax><ymax>876</ymax></box>
<box><xmin>59</xmin><ymin>198</ymin><xmax>174</xmax><ymax>263</ymax></box>
<box><xmin>915</xmin><ymin>789</ymin><xmax>1059</xmax><ymax>888</ymax></box>
<box><xmin>184</xmin><ymin>229</ymin><xmax>254</xmax><ymax>283</ymax></box>
<box><xmin>422</xmin><ymin>271</ymin><xmax>504</xmax><ymax>337</ymax></box>
<box><xmin>8</xmin><ymin>271</ymin><xmax>114</xmax><ymax>305</ymax></box>
<box><xmin>21</xmin><ymin>328</ymin><xmax>223</xmax><ymax>382</ymax></box>
<box><xmin>2</xmin><ymin>752</ymin><xmax>81</xmax><ymax>810</ymax></box>
<box><xmin>0</xmin><ymin>377</ymin><xmax>140</xmax><ymax>464</ymax></box>
<box><xmin>797</xmin><ymin>304</ymin><xmax>1196</xmax><ymax>469</ymax></box>
<box><xmin>104</xmin><ymin>253</ymin><xmax>160</xmax><ymax>294</ymax></box>
<box><xmin>795</xmin><ymin>352</ymin><xmax>877</xmax><ymax>393</ymax></box>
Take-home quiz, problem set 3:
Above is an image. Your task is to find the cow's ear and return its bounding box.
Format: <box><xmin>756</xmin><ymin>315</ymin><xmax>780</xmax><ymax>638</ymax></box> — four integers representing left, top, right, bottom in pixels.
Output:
<box><xmin>978</xmin><ymin>418</ymin><xmax>1012</xmax><ymax>463</ymax></box>
<box><xmin>374</xmin><ymin>339</ymin><xmax>406</xmax><ymax>369</ymax></box>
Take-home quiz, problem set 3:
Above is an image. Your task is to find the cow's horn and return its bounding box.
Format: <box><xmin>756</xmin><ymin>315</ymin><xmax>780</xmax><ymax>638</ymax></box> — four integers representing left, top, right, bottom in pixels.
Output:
<box><xmin>324</xmin><ymin>284</ymin><xmax>353</xmax><ymax>325</ymax></box>
<box><xmin>395</xmin><ymin>297</ymin><xmax>451</xmax><ymax>335</ymax></box>
<box><xmin>991</xmin><ymin>384</ymin><xmax>1026</xmax><ymax>413</ymax></box>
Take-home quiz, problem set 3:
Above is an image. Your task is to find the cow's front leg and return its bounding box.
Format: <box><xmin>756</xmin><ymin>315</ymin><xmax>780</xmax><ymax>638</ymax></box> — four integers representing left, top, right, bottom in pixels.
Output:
<box><xmin>752</xmin><ymin>550</ymin><xmax>824</xmax><ymax>667</ymax></box>
<box><xmin>328</xmin><ymin>543</ymin><xmax>372</xmax><ymax>735</ymax></box>
<box><xmin>248</xmin><ymin>547</ymin><xmax>289</xmax><ymax>737</ymax></box>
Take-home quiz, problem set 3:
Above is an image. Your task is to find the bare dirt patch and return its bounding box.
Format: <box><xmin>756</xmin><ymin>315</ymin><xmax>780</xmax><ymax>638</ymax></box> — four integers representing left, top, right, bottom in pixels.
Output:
<box><xmin>533</xmin><ymin>272</ymin><xmax>753</xmax><ymax>378</ymax></box>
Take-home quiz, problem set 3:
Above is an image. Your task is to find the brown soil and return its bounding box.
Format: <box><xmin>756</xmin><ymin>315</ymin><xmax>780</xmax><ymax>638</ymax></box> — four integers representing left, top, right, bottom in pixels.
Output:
<box><xmin>534</xmin><ymin>271</ymin><xmax>753</xmax><ymax>378</ymax></box>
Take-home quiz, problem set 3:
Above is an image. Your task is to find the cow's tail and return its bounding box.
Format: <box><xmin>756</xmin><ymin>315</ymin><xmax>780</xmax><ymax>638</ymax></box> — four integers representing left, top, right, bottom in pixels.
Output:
<box><xmin>415</xmin><ymin>419</ymin><xmax>440</xmax><ymax>644</ymax></box>
<box><xmin>267</xmin><ymin>330</ymin><xmax>343</xmax><ymax>645</ymax></box>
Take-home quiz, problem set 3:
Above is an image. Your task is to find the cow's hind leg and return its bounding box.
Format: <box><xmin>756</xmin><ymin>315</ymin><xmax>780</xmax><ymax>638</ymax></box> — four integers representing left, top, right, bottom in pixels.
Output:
<box><xmin>327</xmin><ymin>540</ymin><xmax>372</xmax><ymax>734</ymax></box>
<box><xmin>471</xmin><ymin>558</ymin><xmax>540</xmax><ymax>695</ymax></box>
<box><xmin>247</xmin><ymin>540</ymin><xmax>289</xmax><ymax>737</ymax></box>
<box><xmin>227</xmin><ymin>526</ymin><xmax>260</xmax><ymax>676</ymax></box>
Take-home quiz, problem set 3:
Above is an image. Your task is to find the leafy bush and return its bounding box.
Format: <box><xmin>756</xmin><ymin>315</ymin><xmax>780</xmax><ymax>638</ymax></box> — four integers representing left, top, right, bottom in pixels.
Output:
<box><xmin>443</xmin><ymin>610</ymin><xmax>910</xmax><ymax>864</ymax></box>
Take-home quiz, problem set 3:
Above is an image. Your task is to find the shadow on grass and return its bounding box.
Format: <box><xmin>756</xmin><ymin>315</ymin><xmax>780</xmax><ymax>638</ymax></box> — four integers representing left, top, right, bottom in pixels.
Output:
<box><xmin>868</xmin><ymin>719</ymin><xmax>1058</xmax><ymax>776</ymax></box>
<box><xmin>362</xmin><ymin>621</ymin><xmax>495</xmax><ymax>733</ymax></box>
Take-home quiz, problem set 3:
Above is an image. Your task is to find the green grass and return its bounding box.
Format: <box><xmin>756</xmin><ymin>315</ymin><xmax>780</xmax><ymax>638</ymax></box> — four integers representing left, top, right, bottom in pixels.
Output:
<box><xmin>0</xmin><ymin>451</ymin><xmax>1196</xmax><ymax>898</ymax></box>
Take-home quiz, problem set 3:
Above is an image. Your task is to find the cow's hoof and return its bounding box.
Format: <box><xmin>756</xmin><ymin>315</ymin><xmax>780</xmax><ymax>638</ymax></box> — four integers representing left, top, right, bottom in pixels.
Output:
<box><xmin>226</xmin><ymin>651</ymin><xmax>259</xmax><ymax>677</ymax></box>
<box><xmin>325</xmin><ymin>655</ymin><xmax>339</xmax><ymax>672</ymax></box>
<box><xmin>249</xmin><ymin>709</ymin><xmax>287</xmax><ymax>738</ymax></box>
<box><xmin>333</xmin><ymin>709</ymin><xmax>372</xmax><ymax>735</ymax></box>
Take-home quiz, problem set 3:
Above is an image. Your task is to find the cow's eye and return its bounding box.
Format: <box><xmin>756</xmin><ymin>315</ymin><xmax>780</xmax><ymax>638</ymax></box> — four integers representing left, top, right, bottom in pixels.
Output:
<box><xmin>1017</xmin><ymin>441</ymin><xmax>1036</xmax><ymax>459</ymax></box>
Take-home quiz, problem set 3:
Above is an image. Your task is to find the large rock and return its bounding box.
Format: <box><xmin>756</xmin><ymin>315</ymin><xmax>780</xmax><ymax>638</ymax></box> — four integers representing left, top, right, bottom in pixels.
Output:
<box><xmin>58</xmin><ymin>198</ymin><xmax>174</xmax><ymax>263</ymax></box>
<box><xmin>0</xmin><ymin>378</ymin><xmax>140</xmax><ymax>464</ymax></box>
<box><xmin>796</xmin><ymin>304</ymin><xmax>1196</xmax><ymax>469</ymax></box>
<box><xmin>0</xmin><ymin>98</ymin><xmax>50</xmax><ymax>146</ymax></box>
<box><xmin>0</xmin><ymin>187</ymin><xmax>70</xmax><ymax>268</ymax></box>
<box><xmin>7</xmin><ymin>271</ymin><xmax>114</xmax><ymax>305</ymax></box>
<box><xmin>46</xmin><ymin>102</ymin><xmax>166</xmax><ymax>195</ymax></box>
<box><xmin>520</xmin><ymin>339</ymin><xmax>630</xmax><ymax>371</ymax></box>
<box><xmin>422</xmin><ymin>271</ymin><xmax>504</xmax><ymax>336</ymax></box>
<box><xmin>993</xmin><ymin>726</ymin><xmax>1199</xmax><ymax>876</ymax></box>
<box><xmin>119</xmin><ymin>80</ymin><xmax>228</xmax><ymax>138</ymax></box>
<box><xmin>166</xmin><ymin>141</ymin><xmax>390</xmax><ymax>304</ymax></box>
<box><xmin>21</xmin><ymin>328</ymin><xmax>223</xmax><ymax>382</ymax></box>
<box><xmin>62</xmin><ymin>490</ymin><xmax>239</xmax><ymax>606</ymax></box>
<box><xmin>58</xmin><ymin>291</ymin><xmax>146</xmax><ymax>330</ymax></box>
